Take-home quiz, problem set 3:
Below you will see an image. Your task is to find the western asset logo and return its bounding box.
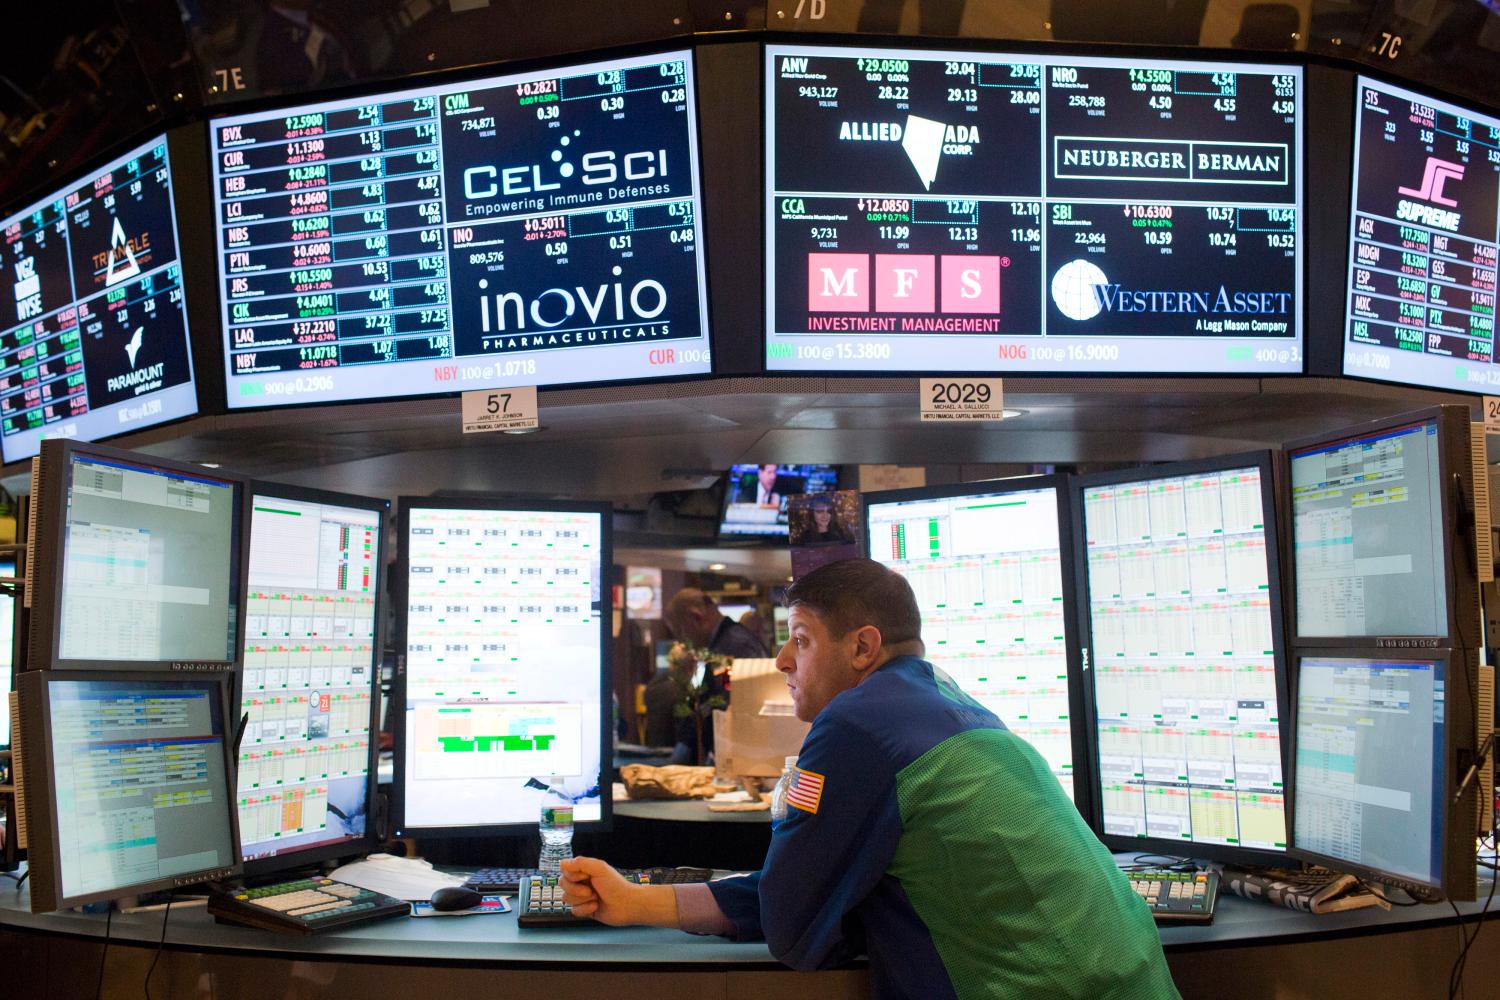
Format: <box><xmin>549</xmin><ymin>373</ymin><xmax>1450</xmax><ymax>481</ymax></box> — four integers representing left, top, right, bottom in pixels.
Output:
<box><xmin>1053</xmin><ymin>138</ymin><xmax>1289</xmax><ymax>185</ymax></box>
<box><xmin>1050</xmin><ymin>259</ymin><xmax>1291</xmax><ymax>325</ymax></box>
<box><xmin>1395</xmin><ymin>156</ymin><xmax>1464</xmax><ymax>232</ymax></box>
<box><xmin>805</xmin><ymin>253</ymin><xmax>1001</xmax><ymax>332</ymax></box>
<box><xmin>837</xmin><ymin>115</ymin><xmax>979</xmax><ymax>190</ymax></box>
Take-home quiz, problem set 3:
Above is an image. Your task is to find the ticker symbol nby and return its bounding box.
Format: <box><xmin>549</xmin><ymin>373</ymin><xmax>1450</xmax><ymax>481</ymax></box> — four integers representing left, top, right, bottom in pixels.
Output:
<box><xmin>104</xmin><ymin>217</ymin><xmax>142</xmax><ymax>287</ymax></box>
<box><xmin>1398</xmin><ymin>157</ymin><xmax>1464</xmax><ymax>207</ymax></box>
<box><xmin>125</xmin><ymin>326</ymin><xmax>144</xmax><ymax>368</ymax></box>
<box><xmin>901</xmin><ymin>115</ymin><xmax>946</xmax><ymax>191</ymax></box>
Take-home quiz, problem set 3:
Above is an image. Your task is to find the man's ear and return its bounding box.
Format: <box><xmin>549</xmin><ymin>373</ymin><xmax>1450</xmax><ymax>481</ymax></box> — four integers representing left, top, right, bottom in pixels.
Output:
<box><xmin>849</xmin><ymin>624</ymin><xmax>884</xmax><ymax>674</ymax></box>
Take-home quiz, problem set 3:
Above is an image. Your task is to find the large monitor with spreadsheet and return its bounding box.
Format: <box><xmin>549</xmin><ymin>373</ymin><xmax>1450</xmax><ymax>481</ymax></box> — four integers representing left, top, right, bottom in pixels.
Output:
<box><xmin>1075</xmin><ymin>453</ymin><xmax>1289</xmax><ymax>864</ymax></box>
<box><xmin>1342</xmin><ymin>76</ymin><xmax>1500</xmax><ymax>395</ymax></box>
<box><xmin>0</xmin><ymin>562</ymin><xmax>14</xmax><ymax>748</ymax></box>
<box><xmin>13</xmin><ymin>670</ymin><xmax>240</xmax><ymax>911</ymax></box>
<box><xmin>765</xmin><ymin>44</ymin><xmax>1302</xmax><ymax>375</ymax></box>
<box><xmin>862</xmin><ymin>477</ymin><xmax>1086</xmax><ymax>810</ymax></box>
<box><xmin>0</xmin><ymin>133</ymin><xmax>200</xmax><ymax>464</ymax></box>
<box><xmin>1286</xmin><ymin>405</ymin><xmax>1478</xmax><ymax>647</ymax></box>
<box><xmin>28</xmin><ymin>439</ymin><xmax>247</xmax><ymax>671</ymax></box>
<box><xmin>237</xmin><ymin>483</ymin><xmax>387</xmax><ymax>874</ymax></box>
<box><xmin>394</xmin><ymin>497</ymin><xmax>611</xmax><ymax>835</ymax></box>
<box><xmin>209</xmin><ymin>49</ymin><xmax>710</xmax><ymax>408</ymax></box>
<box><xmin>1291</xmin><ymin>650</ymin><xmax>1477</xmax><ymax>901</ymax></box>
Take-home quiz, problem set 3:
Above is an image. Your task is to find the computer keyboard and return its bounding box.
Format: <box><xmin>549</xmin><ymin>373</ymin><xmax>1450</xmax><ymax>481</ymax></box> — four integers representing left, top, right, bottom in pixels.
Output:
<box><xmin>207</xmin><ymin>877</ymin><xmax>411</xmax><ymax>934</ymax></box>
<box><xmin>517</xmin><ymin>868</ymin><xmax>715</xmax><ymax>927</ymax></box>
<box><xmin>1124</xmin><ymin>868</ymin><xmax>1219</xmax><ymax>924</ymax></box>
<box><xmin>468</xmin><ymin>865</ymin><xmax>713</xmax><ymax>894</ymax></box>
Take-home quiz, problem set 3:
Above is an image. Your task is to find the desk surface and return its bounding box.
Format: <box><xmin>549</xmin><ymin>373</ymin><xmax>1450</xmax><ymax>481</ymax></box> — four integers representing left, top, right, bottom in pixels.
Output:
<box><xmin>614</xmin><ymin>798</ymin><xmax>772</xmax><ymax>824</ymax></box>
<box><xmin>1</xmin><ymin>862</ymin><xmax>1495</xmax><ymax>967</ymax></box>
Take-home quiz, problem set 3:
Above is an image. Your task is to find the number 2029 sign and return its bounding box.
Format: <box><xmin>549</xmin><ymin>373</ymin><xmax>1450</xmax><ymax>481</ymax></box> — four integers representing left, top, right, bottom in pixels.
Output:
<box><xmin>919</xmin><ymin>378</ymin><xmax>1005</xmax><ymax>421</ymax></box>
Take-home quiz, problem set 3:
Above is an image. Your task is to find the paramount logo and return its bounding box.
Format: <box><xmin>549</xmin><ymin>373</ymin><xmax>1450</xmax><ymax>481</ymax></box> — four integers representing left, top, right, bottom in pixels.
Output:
<box><xmin>1053</xmin><ymin>137</ymin><xmax>1290</xmax><ymax>185</ymax></box>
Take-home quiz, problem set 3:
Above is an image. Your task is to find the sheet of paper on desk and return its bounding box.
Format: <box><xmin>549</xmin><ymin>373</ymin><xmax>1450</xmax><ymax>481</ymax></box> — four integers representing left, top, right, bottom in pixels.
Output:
<box><xmin>330</xmin><ymin>853</ymin><xmax>465</xmax><ymax>901</ymax></box>
<box><xmin>410</xmin><ymin>895</ymin><xmax>512</xmax><ymax>917</ymax></box>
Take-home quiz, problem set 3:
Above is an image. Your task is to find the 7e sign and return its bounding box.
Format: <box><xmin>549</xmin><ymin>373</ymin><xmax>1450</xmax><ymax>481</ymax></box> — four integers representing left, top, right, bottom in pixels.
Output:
<box><xmin>919</xmin><ymin>378</ymin><xmax>1005</xmax><ymax>421</ymax></box>
<box><xmin>462</xmin><ymin>385</ymin><xmax>539</xmax><ymax>433</ymax></box>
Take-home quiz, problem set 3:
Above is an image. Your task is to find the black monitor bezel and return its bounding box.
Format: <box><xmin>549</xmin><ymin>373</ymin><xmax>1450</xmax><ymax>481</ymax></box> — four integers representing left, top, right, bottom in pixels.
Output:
<box><xmin>27</xmin><ymin>438</ymin><xmax>250</xmax><ymax>673</ymax></box>
<box><xmin>1286</xmin><ymin>646</ymin><xmax>1473</xmax><ymax>901</ymax></box>
<box><xmin>859</xmin><ymin>474</ymin><xmax>1094</xmax><ymax>825</ymax></box>
<box><xmin>1071</xmin><ymin>450</ymin><xmax>1293</xmax><ymax>866</ymax></box>
<box><xmin>235</xmin><ymin>480</ymin><xmax>391</xmax><ymax>877</ymax></box>
<box><xmin>1283</xmin><ymin>404</ymin><xmax>1478</xmax><ymax>650</ymax></box>
<box><xmin>392</xmin><ymin>495</ymin><xmax>614</xmax><ymax>838</ymax></box>
<box><xmin>15</xmin><ymin>669</ymin><xmax>243</xmax><ymax>912</ymax></box>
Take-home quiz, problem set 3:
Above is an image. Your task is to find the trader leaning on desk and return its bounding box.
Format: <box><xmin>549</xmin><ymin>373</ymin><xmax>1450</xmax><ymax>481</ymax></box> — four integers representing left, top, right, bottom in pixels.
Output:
<box><xmin>562</xmin><ymin>559</ymin><xmax>1180</xmax><ymax>1000</ymax></box>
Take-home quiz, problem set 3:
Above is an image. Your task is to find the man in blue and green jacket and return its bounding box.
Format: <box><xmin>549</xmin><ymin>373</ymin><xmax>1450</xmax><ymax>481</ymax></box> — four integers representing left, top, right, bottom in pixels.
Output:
<box><xmin>562</xmin><ymin>558</ymin><xmax>1180</xmax><ymax>1000</ymax></box>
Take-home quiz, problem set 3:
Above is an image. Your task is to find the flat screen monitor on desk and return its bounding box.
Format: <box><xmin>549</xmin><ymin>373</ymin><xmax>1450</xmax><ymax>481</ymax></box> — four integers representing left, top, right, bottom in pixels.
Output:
<box><xmin>27</xmin><ymin>439</ymin><xmax>248</xmax><ymax>671</ymax></box>
<box><xmin>1075</xmin><ymin>453</ymin><xmax>1290</xmax><ymax>864</ymax></box>
<box><xmin>394</xmin><ymin>497</ymin><xmax>612</xmax><ymax>836</ymax></box>
<box><xmin>1290</xmin><ymin>650</ymin><xmax>1476</xmax><ymax>901</ymax></box>
<box><xmin>1285</xmin><ymin>405</ymin><xmax>1479</xmax><ymax>648</ymax></box>
<box><xmin>0</xmin><ymin>561</ymin><xmax>14</xmax><ymax>749</ymax></box>
<box><xmin>209</xmin><ymin>49</ymin><xmax>710</xmax><ymax>408</ymax></box>
<box><xmin>13</xmin><ymin>671</ymin><xmax>241</xmax><ymax>911</ymax></box>
<box><xmin>719</xmin><ymin>464</ymin><xmax>839</xmax><ymax>539</ymax></box>
<box><xmin>1342</xmin><ymin>76</ymin><xmax>1500</xmax><ymax>395</ymax></box>
<box><xmin>764</xmin><ymin>44</ymin><xmax>1303</xmax><ymax>375</ymax></box>
<box><xmin>862</xmin><ymin>477</ymin><xmax>1086</xmax><ymax>808</ymax></box>
<box><xmin>236</xmin><ymin>483</ymin><xmax>388</xmax><ymax>875</ymax></box>
<box><xmin>0</xmin><ymin>133</ymin><xmax>201</xmax><ymax>464</ymax></box>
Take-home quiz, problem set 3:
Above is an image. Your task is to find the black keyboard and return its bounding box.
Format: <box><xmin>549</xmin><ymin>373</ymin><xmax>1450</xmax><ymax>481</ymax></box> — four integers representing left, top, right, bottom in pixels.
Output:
<box><xmin>467</xmin><ymin>865</ymin><xmax>713</xmax><ymax>894</ymax></box>
<box><xmin>517</xmin><ymin>868</ymin><xmax>715</xmax><ymax>927</ymax></box>
<box><xmin>207</xmin><ymin>877</ymin><xmax>410</xmax><ymax>935</ymax></box>
<box><xmin>1124</xmin><ymin>868</ymin><xmax>1220</xmax><ymax>925</ymax></box>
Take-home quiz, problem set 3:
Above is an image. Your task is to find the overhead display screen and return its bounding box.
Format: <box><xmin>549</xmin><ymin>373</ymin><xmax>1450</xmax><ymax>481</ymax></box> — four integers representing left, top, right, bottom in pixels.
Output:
<box><xmin>1342</xmin><ymin>77</ymin><xmax>1500</xmax><ymax>394</ymax></box>
<box><xmin>0</xmin><ymin>136</ymin><xmax>198</xmax><ymax>464</ymax></box>
<box><xmin>765</xmin><ymin>46</ymin><xmax>1303</xmax><ymax>374</ymax></box>
<box><xmin>211</xmin><ymin>51</ymin><xmax>710</xmax><ymax>408</ymax></box>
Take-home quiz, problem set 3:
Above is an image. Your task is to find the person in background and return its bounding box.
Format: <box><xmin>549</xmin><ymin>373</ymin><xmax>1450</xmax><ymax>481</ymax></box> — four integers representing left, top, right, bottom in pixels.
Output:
<box><xmin>754</xmin><ymin>464</ymin><xmax>781</xmax><ymax>506</ymax></box>
<box><xmin>737</xmin><ymin>610</ymin><xmax>771</xmax><ymax>653</ymax></box>
<box><xmin>801</xmin><ymin>493</ymin><xmax>854</xmax><ymax>545</ymax></box>
<box><xmin>660</xmin><ymin>588</ymin><xmax>771</xmax><ymax>761</ymax></box>
<box><xmin>561</xmin><ymin>559</ymin><xmax>1180</xmax><ymax>1000</ymax></box>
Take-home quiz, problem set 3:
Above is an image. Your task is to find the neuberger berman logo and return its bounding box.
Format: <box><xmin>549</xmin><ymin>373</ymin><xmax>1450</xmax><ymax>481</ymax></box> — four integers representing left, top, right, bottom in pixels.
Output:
<box><xmin>1054</xmin><ymin>138</ymin><xmax>1289</xmax><ymax>185</ymax></box>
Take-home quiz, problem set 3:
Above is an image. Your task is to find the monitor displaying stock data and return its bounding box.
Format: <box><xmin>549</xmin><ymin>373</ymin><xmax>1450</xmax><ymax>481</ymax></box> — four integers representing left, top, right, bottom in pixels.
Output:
<box><xmin>1343</xmin><ymin>77</ymin><xmax>1500</xmax><ymax>394</ymax></box>
<box><xmin>864</xmin><ymin>481</ymin><xmax>1078</xmax><ymax>801</ymax></box>
<box><xmin>1080</xmin><ymin>460</ymin><xmax>1286</xmax><ymax>856</ymax></box>
<box><xmin>397</xmin><ymin>501</ymin><xmax>609</xmax><ymax>833</ymax></box>
<box><xmin>0</xmin><ymin>136</ymin><xmax>198</xmax><ymax>463</ymax></box>
<box><xmin>237</xmin><ymin>490</ymin><xmax>383</xmax><ymax>867</ymax></box>
<box><xmin>211</xmin><ymin>51</ymin><xmax>710</xmax><ymax>408</ymax></box>
<box><xmin>1289</xmin><ymin>419</ymin><xmax>1447</xmax><ymax>640</ymax></box>
<box><xmin>765</xmin><ymin>46</ymin><xmax>1302</xmax><ymax>373</ymax></box>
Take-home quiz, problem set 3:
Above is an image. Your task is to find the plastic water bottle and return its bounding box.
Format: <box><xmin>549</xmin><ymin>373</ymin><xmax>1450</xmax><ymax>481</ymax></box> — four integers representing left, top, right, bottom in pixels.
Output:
<box><xmin>539</xmin><ymin>803</ymin><xmax>574</xmax><ymax>873</ymax></box>
<box><xmin>769</xmin><ymin>756</ymin><xmax>798</xmax><ymax>831</ymax></box>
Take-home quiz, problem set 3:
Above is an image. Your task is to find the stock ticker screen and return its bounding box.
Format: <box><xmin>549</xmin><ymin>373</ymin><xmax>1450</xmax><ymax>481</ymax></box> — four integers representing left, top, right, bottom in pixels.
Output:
<box><xmin>210</xmin><ymin>51</ymin><xmax>710</xmax><ymax>408</ymax></box>
<box><xmin>0</xmin><ymin>136</ymin><xmax>198</xmax><ymax>463</ymax></box>
<box><xmin>1343</xmin><ymin>77</ymin><xmax>1500</xmax><ymax>394</ymax></box>
<box><xmin>765</xmin><ymin>47</ymin><xmax>1303</xmax><ymax>374</ymax></box>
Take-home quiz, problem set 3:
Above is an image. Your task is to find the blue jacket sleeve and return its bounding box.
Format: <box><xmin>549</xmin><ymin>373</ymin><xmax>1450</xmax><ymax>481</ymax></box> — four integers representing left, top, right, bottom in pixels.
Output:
<box><xmin>756</xmin><ymin>713</ymin><xmax>900</xmax><ymax>970</ymax></box>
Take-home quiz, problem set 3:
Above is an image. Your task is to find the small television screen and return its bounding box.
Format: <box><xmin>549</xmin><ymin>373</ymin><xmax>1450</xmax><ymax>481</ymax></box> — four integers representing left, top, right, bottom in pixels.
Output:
<box><xmin>719</xmin><ymin>464</ymin><xmax>840</xmax><ymax>538</ymax></box>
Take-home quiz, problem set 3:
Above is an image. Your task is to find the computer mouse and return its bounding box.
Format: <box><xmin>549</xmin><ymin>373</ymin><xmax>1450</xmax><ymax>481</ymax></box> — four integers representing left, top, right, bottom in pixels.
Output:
<box><xmin>429</xmin><ymin>885</ymin><xmax>484</xmax><ymax>912</ymax></box>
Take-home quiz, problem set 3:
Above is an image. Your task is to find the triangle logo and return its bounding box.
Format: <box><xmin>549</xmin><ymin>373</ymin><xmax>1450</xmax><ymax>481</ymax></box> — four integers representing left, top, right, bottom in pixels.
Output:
<box><xmin>104</xmin><ymin>217</ymin><xmax>141</xmax><ymax>287</ymax></box>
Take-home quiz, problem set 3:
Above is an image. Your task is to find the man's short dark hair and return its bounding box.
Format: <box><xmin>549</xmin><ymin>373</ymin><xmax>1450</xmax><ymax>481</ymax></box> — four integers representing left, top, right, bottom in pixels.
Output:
<box><xmin>783</xmin><ymin>558</ymin><xmax>921</xmax><ymax>645</ymax></box>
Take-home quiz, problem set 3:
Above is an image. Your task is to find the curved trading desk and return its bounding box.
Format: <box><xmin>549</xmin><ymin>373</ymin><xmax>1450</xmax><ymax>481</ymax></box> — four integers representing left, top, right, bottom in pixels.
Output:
<box><xmin>2</xmin><ymin>866</ymin><xmax>1496</xmax><ymax>1000</ymax></box>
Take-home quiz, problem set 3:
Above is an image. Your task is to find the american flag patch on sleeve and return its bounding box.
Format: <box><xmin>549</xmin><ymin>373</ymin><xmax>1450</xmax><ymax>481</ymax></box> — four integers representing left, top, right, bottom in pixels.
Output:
<box><xmin>786</xmin><ymin>767</ymin><xmax>825</xmax><ymax>815</ymax></box>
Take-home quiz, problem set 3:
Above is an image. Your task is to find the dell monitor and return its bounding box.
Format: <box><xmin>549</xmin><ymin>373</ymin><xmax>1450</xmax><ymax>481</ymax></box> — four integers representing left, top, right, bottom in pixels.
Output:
<box><xmin>862</xmin><ymin>477</ymin><xmax>1085</xmax><ymax>807</ymax></box>
<box><xmin>719</xmin><ymin>464</ymin><xmax>839</xmax><ymax>539</ymax></box>
<box><xmin>394</xmin><ymin>497</ymin><xmax>612</xmax><ymax>836</ymax></box>
<box><xmin>1286</xmin><ymin>405</ymin><xmax>1479</xmax><ymax>648</ymax></box>
<box><xmin>1290</xmin><ymin>649</ymin><xmax>1476</xmax><ymax>901</ymax></box>
<box><xmin>236</xmin><ymin>483</ymin><xmax>388</xmax><ymax>874</ymax></box>
<box><xmin>13</xmin><ymin>670</ymin><xmax>241</xmax><ymax>911</ymax></box>
<box><xmin>27</xmin><ymin>439</ymin><xmax>247</xmax><ymax>671</ymax></box>
<box><xmin>1076</xmin><ymin>453</ymin><xmax>1290</xmax><ymax>863</ymax></box>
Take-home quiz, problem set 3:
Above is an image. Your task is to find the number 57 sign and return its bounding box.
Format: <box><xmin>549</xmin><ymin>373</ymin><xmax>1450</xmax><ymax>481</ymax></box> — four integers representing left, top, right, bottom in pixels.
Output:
<box><xmin>462</xmin><ymin>385</ymin><xmax>539</xmax><ymax>433</ymax></box>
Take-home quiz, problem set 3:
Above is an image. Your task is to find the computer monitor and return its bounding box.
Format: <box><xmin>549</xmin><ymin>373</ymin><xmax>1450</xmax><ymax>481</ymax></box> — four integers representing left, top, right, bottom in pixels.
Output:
<box><xmin>1290</xmin><ymin>649</ymin><xmax>1477</xmax><ymax>901</ymax></box>
<box><xmin>719</xmin><ymin>464</ymin><xmax>840</xmax><ymax>539</ymax></box>
<box><xmin>394</xmin><ymin>497</ymin><xmax>612</xmax><ymax>836</ymax></box>
<box><xmin>0</xmin><ymin>561</ymin><xmax>14</xmax><ymax>749</ymax></box>
<box><xmin>13</xmin><ymin>670</ymin><xmax>241</xmax><ymax>911</ymax></box>
<box><xmin>1075</xmin><ymin>453</ymin><xmax>1290</xmax><ymax>863</ymax></box>
<box><xmin>1286</xmin><ymin>405</ymin><xmax>1479</xmax><ymax>648</ymax></box>
<box><xmin>236</xmin><ymin>483</ymin><xmax>388</xmax><ymax>875</ymax></box>
<box><xmin>27</xmin><ymin>439</ymin><xmax>248</xmax><ymax>671</ymax></box>
<box><xmin>862</xmin><ymin>477</ymin><xmax>1086</xmax><ymax>808</ymax></box>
